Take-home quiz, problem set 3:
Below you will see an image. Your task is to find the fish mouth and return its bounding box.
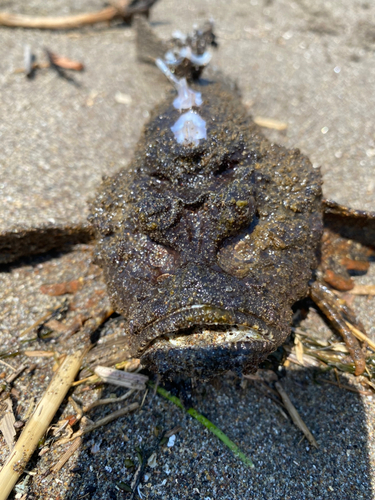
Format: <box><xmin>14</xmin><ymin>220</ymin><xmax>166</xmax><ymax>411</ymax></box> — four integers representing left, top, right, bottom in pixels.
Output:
<box><xmin>130</xmin><ymin>304</ymin><xmax>277</xmax><ymax>354</ymax></box>
<box><xmin>126</xmin><ymin>304</ymin><xmax>280</xmax><ymax>379</ymax></box>
<box><xmin>141</xmin><ymin>323</ymin><xmax>277</xmax><ymax>380</ymax></box>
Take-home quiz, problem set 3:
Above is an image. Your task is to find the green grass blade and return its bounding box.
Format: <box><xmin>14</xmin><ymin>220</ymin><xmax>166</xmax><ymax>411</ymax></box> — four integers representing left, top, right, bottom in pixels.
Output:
<box><xmin>149</xmin><ymin>382</ymin><xmax>254</xmax><ymax>468</ymax></box>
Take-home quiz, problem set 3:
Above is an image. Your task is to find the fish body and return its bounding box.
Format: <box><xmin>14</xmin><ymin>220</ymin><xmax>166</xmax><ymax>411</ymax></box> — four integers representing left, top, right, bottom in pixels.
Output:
<box><xmin>90</xmin><ymin>75</ymin><xmax>323</xmax><ymax>379</ymax></box>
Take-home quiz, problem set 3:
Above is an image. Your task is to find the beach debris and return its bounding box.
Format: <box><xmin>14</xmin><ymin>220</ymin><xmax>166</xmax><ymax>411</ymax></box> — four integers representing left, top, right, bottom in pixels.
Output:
<box><xmin>23</xmin><ymin>44</ymin><xmax>35</xmax><ymax>77</ymax></box>
<box><xmin>23</xmin><ymin>350</ymin><xmax>56</xmax><ymax>358</ymax></box>
<box><xmin>0</xmin><ymin>398</ymin><xmax>16</xmax><ymax>450</ymax></box>
<box><xmin>115</xmin><ymin>91</ymin><xmax>133</xmax><ymax>105</ymax></box>
<box><xmin>136</xmin><ymin>17</ymin><xmax>216</xmax><ymax>79</ymax></box>
<box><xmin>253</xmin><ymin>116</ymin><xmax>288</xmax><ymax>131</ymax></box>
<box><xmin>0</xmin><ymin>364</ymin><xmax>27</xmax><ymax>399</ymax></box>
<box><xmin>275</xmin><ymin>381</ymin><xmax>318</xmax><ymax>449</ymax></box>
<box><xmin>16</xmin><ymin>47</ymin><xmax>85</xmax><ymax>78</ymax></box>
<box><xmin>50</xmin><ymin>436</ymin><xmax>83</xmax><ymax>473</ymax></box>
<box><xmin>94</xmin><ymin>366</ymin><xmax>148</xmax><ymax>390</ymax></box>
<box><xmin>167</xmin><ymin>434</ymin><xmax>176</xmax><ymax>447</ymax></box>
<box><xmin>48</xmin><ymin>395</ymin><xmax>139</xmax><ymax>476</ymax></box>
<box><xmin>317</xmin><ymin>377</ymin><xmax>373</xmax><ymax>396</ymax></box>
<box><xmin>0</xmin><ymin>349</ymin><xmax>86</xmax><ymax>500</ymax></box>
<box><xmin>19</xmin><ymin>300</ymin><xmax>69</xmax><ymax>339</ymax></box>
<box><xmin>164</xmin><ymin>425</ymin><xmax>183</xmax><ymax>438</ymax></box>
<box><xmin>45</xmin><ymin>50</ymin><xmax>84</xmax><ymax>71</ymax></box>
<box><xmin>57</xmin><ymin>403</ymin><xmax>139</xmax><ymax>447</ymax></box>
<box><xmin>310</xmin><ymin>282</ymin><xmax>367</xmax><ymax>375</ymax></box>
<box><xmin>40</xmin><ymin>278</ymin><xmax>84</xmax><ymax>296</ymax></box>
<box><xmin>344</xmin><ymin>322</ymin><xmax>375</xmax><ymax>351</ymax></box>
<box><xmin>147</xmin><ymin>452</ymin><xmax>157</xmax><ymax>468</ymax></box>
<box><xmin>83</xmin><ymin>388</ymin><xmax>135</xmax><ymax>412</ymax></box>
<box><xmin>0</xmin><ymin>0</ymin><xmax>159</xmax><ymax>30</ymax></box>
<box><xmin>294</xmin><ymin>334</ymin><xmax>305</xmax><ymax>366</ymax></box>
<box><xmin>349</xmin><ymin>285</ymin><xmax>375</xmax><ymax>295</ymax></box>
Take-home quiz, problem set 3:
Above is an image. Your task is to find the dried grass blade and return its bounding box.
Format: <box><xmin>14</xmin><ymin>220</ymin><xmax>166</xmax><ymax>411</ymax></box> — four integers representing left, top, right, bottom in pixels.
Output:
<box><xmin>345</xmin><ymin>322</ymin><xmax>375</xmax><ymax>351</ymax></box>
<box><xmin>253</xmin><ymin>116</ymin><xmax>287</xmax><ymax>131</ymax></box>
<box><xmin>317</xmin><ymin>378</ymin><xmax>373</xmax><ymax>396</ymax></box>
<box><xmin>83</xmin><ymin>389</ymin><xmax>135</xmax><ymax>412</ymax></box>
<box><xmin>275</xmin><ymin>381</ymin><xmax>318</xmax><ymax>449</ymax></box>
<box><xmin>78</xmin><ymin>403</ymin><xmax>139</xmax><ymax>436</ymax></box>
<box><xmin>350</xmin><ymin>285</ymin><xmax>375</xmax><ymax>296</ymax></box>
<box><xmin>149</xmin><ymin>382</ymin><xmax>254</xmax><ymax>468</ymax></box>
<box><xmin>50</xmin><ymin>436</ymin><xmax>82</xmax><ymax>473</ymax></box>
<box><xmin>0</xmin><ymin>349</ymin><xmax>85</xmax><ymax>500</ymax></box>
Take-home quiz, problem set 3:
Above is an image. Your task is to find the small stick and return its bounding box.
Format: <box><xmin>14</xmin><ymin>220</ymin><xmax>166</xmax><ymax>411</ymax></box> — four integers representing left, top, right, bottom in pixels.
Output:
<box><xmin>164</xmin><ymin>425</ymin><xmax>183</xmax><ymax>438</ymax></box>
<box><xmin>149</xmin><ymin>382</ymin><xmax>254</xmax><ymax>467</ymax></box>
<box><xmin>50</xmin><ymin>436</ymin><xmax>82</xmax><ymax>473</ymax></box>
<box><xmin>24</xmin><ymin>44</ymin><xmax>33</xmax><ymax>76</ymax></box>
<box><xmin>69</xmin><ymin>396</ymin><xmax>83</xmax><ymax>420</ymax></box>
<box><xmin>0</xmin><ymin>364</ymin><xmax>28</xmax><ymax>398</ymax></box>
<box><xmin>5</xmin><ymin>364</ymin><xmax>27</xmax><ymax>385</ymax></box>
<box><xmin>83</xmin><ymin>389</ymin><xmax>135</xmax><ymax>412</ymax></box>
<box><xmin>0</xmin><ymin>360</ymin><xmax>16</xmax><ymax>372</ymax></box>
<box><xmin>94</xmin><ymin>366</ymin><xmax>148</xmax><ymax>391</ymax></box>
<box><xmin>71</xmin><ymin>374</ymin><xmax>99</xmax><ymax>387</ymax></box>
<box><xmin>23</xmin><ymin>350</ymin><xmax>55</xmax><ymax>358</ymax></box>
<box><xmin>0</xmin><ymin>7</ymin><xmax>118</xmax><ymax>30</ymax></box>
<box><xmin>0</xmin><ymin>350</ymin><xmax>85</xmax><ymax>500</ymax></box>
<box><xmin>350</xmin><ymin>285</ymin><xmax>375</xmax><ymax>296</ymax></box>
<box><xmin>275</xmin><ymin>381</ymin><xmax>318</xmax><ymax>448</ymax></box>
<box><xmin>0</xmin><ymin>1</ymin><xmax>158</xmax><ymax>30</ymax></box>
<box><xmin>253</xmin><ymin>116</ymin><xmax>288</xmax><ymax>131</ymax></box>
<box><xmin>345</xmin><ymin>322</ymin><xmax>375</xmax><ymax>351</ymax></box>
<box><xmin>317</xmin><ymin>378</ymin><xmax>373</xmax><ymax>396</ymax></box>
<box><xmin>73</xmin><ymin>402</ymin><xmax>139</xmax><ymax>438</ymax></box>
<box><xmin>19</xmin><ymin>311</ymin><xmax>53</xmax><ymax>337</ymax></box>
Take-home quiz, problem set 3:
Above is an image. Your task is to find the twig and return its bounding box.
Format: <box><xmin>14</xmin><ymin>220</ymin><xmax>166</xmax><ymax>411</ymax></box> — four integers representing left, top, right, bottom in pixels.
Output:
<box><xmin>317</xmin><ymin>378</ymin><xmax>373</xmax><ymax>396</ymax></box>
<box><xmin>0</xmin><ymin>7</ymin><xmax>118</xmax><ymax>30</ymax></box>
<box><xmin>0</xmin><ymin>1</ymin><xmax>159</xmax><ymax>30</ymax></box>
<box><xmin>71</xmin><ymin>374</ymin><xmax>99</xmax><ymax>387</ymax></box>
<box><xmin>19</xmin><ymin>311</ymin><xmax>54</xmax><ymax>337</ymax></box>
<box><xmin>149</xmin><ymin>382</ymin><xmax>254</xmax><ymax>468</ymax></box>
<box><xmin>164</xmin><ymin>425</ymin><xmax>183</xmax><ymax>438</ymax></box>
<box><xmin>23</xmin><ymin>350</ymin><xmax>55</xmax><ymax>358</ymax></box>
<box><xmin>129</xmin><ymin>432</ymin><xmax>166</xmax><ymax>500</ymax></box>
<box><xmin>5</xmin><ymin>364</ymin><xmax>27</xmax><ymax>385</ymax></box>
<box><xmin>50</xmin><ymin>436</ymin><xmax>82</xmax><ymax>473</ymax></box>
<box><xmin>0</xmin><ymin>360</ymin><xmax>16</xmax><ymax>372</ymax></box>
<box><xmin>253</xmin><ymin>116</ymin><xmax>287</xmax><ymax>131</ymax></box>
<box><xmin>0</xmin><ymin>350</ymin><xmax>86</xmax><ymax>500</ymax></box>
<box><xmin>140</xmin><ymin>388</ymin><xmax>148</xmax><ymax>408</ymax></box>
<box><xmin>349</xmin><ymin>285</ymin><xmax>375</xmax><ymax>296</ymax></box>
<box><xmin>83</xmin><ymin>389</ymin><xmax>135</xmax><ymax>412</ymax></box>
<box><xmin>72</xmin><ymin>402</ymin><xmax>139</xmax><ymax>438</ymax></box>
<box><xmin>275</xmin><ymin>381</ymin><xmax>318</xmax><ymax>448</ymax></box>
<box><xmin>345</xmin><ymin>322</ymin><xmax>375</xmax><ymax>351</ymax></box>
<box><xmin>0</xmin><ymin>364</ymin><xmax>28</xmax><ymax>398</ymax></box>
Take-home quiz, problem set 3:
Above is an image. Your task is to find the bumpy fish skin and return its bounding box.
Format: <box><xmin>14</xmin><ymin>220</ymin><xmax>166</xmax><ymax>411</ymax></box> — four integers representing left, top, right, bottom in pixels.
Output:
<box><xmin>89</xmin><ymin>78</ymin><xmax>323</xmax><ymax>379</ymax></box>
